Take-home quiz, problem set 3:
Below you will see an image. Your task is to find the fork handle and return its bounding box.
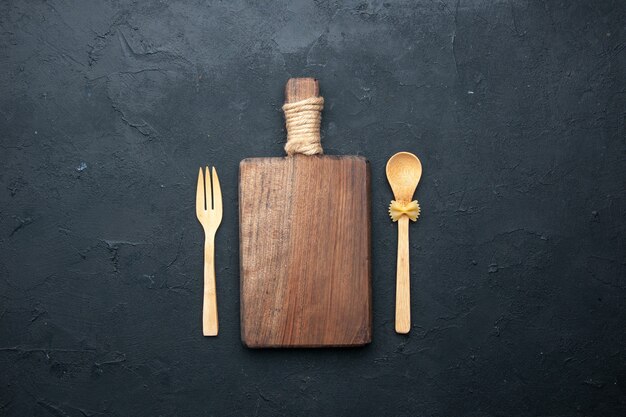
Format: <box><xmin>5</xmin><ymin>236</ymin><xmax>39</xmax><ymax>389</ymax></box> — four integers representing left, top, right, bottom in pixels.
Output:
<box><xmin>395</xmin><ymin>215</ymin><xmax>410</xmax><ymax>334</ymax></box>
<box><xmin>203</xmin><ymin>236</ymin><xmax>218</xmax><ymax>336</ymax></box>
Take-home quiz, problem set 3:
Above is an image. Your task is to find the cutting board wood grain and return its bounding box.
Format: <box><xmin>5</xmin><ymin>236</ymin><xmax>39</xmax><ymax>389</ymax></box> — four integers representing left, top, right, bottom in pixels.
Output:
<box><xmin>239</xmin><ymin>78</ymin><xmax>371</xmax><ymax>348</ymax></box>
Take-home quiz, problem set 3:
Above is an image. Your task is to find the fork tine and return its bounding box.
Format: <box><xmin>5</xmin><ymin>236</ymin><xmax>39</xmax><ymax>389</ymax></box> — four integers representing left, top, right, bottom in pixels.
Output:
<box><xmin>196</xmin><ymin>167</ymin><xmax>205</xmax><ymax>216</ymax></box>
<box><xmin>205</xmin><ymin>166</ymin><xmax>211</xmax><ymax>209</ymax></box>
<box><xmin>211</xmin><ymin>166</ymin><xmax>223</xmax><ymax>216</ymax></box>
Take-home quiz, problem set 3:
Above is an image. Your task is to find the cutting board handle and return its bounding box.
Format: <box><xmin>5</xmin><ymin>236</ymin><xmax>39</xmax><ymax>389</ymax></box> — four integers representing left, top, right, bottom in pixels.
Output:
<box><xmin>283</xmin><ymin>78</ymin><xmax>324</xmax><ymax>156</ymax></box>
<box><xmin>285</xmin><ymin>78</ymin><xmax>319</xmax><ymax>103</ymax></box>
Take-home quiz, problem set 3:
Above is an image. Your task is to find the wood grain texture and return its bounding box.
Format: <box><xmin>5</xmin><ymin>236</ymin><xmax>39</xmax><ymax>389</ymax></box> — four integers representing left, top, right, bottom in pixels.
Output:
<box><xmin>395</xmin><ymin>215</ymin><xmax>410</xmax><ymax>334</ymax></box>
<box><xmin>285</xmin><ymin>77</ymin><xmax>319</xmax><ymax>103</ymax></box>
<box><xmin>239</xmin><ymin>155</ymin><xmax>371</xmax><ymax>347</ymax></box>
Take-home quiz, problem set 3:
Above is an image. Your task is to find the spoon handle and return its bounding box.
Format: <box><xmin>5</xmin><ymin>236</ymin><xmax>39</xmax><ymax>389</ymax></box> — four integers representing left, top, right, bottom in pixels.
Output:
<box><xmin>395</xmin><ymin>215</ymin><xmax>411</xmax><ymax>333</ymax></box>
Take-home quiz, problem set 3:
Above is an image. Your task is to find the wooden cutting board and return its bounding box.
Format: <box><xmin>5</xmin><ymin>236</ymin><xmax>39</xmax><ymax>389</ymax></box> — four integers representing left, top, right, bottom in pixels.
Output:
<box><xmin>239</xmin><ymin>78</ymin><xmax>371</xmax><ymax>348</ymax></box>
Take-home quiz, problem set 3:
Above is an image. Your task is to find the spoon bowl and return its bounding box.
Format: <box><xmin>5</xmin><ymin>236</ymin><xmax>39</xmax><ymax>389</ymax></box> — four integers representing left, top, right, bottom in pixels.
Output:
<box><xmin>386</xmin><ymin>152</ymin><xmax>422</xmax><ymax>203</ymax></box>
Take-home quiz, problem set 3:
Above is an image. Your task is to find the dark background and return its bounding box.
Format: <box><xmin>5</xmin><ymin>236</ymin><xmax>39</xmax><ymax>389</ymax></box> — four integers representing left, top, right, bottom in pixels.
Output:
<box><xmin>1</xmin><ymin>0</ymin><xmax>625</xmax><ymax>416</ymax></box>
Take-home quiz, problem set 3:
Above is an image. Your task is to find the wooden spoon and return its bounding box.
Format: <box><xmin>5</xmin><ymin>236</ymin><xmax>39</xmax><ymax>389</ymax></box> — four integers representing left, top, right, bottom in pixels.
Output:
<box><xmin>386</xmin><ymin>152</ymin><xmax>422</xmax><ymax>334</ymax></box>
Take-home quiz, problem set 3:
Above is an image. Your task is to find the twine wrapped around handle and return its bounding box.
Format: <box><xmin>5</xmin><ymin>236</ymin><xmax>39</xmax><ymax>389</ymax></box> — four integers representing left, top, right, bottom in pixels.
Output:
<box><xmin>282</xmin><ymin>78</ymin><xmax>324</xmax><ymax>156</ymax></box>
<box><xmin>283</xmin><ymin>96</ymin><xmax>325</xmax><ymax>156</ymax></box>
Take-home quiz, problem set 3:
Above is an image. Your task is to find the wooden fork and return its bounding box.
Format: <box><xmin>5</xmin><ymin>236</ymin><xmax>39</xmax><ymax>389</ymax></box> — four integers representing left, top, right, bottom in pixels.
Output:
<box><xmin>196</xmin><ymin>166</ymin><xmax>223</xmax><ymax>336</ymax></box>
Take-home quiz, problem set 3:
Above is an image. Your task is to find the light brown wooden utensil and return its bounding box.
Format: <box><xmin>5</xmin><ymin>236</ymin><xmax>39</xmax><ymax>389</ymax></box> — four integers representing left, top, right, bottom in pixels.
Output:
<box><xmin>386</xmin><ymin>152</ymin><xmax>422</xmax><ymax>334</ymax></box>
<box><xmin>196</xmin><ymin>166</ymin><xmax>223</xmax><ymax>336</ymax></box>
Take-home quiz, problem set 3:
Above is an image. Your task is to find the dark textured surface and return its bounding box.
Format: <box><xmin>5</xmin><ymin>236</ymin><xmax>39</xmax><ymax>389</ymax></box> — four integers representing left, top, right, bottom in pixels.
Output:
<box><xmin>1</xmin><ymin>0</ymin><xmax>625</xmax><ymax>415</ymax></box>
